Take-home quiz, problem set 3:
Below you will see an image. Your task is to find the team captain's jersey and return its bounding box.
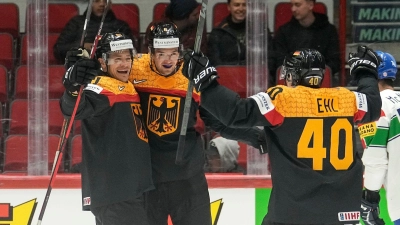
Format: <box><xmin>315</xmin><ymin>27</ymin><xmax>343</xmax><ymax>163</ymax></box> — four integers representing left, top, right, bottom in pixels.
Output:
<box><xmin>200</xmin><ymin>79</ymin><xmax>381</xmax><ymax>224</ymax></box>
<box><xmin>129</xmin><ymin>54</ymin><xmax>204</xmax><ymax>183</ymax></box>
<box><xmin>60</xmin><ymin>75</ymin><xmax>153</xmax><ymax>209</ymax></box>
<box><xmin>359</xmin><ymin>89</ymin><xmax>400</xmax><ymax>221</ymax></box>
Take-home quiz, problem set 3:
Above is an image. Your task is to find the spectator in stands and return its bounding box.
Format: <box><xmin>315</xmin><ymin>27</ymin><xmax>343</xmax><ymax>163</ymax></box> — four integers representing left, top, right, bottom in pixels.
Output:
<box><xmin>207</xmin><ymin>0</ymin><xmax>247</xmax><ymax>66</ymax></box>
<box><xmin>204</xmin><ymin>135</ymin><xmax>243</xmax><ymax>173</ymax></box>
<box><xmin>272</xmin><ymin>0</ymin><xmax>340</xmax><ymax>84</ymax></box>
<box><xmin>207</xmin><ymin>0</ymin><xmax>274</xmax><ymax>83</ymax></box>
<box><xmin>143</xmin><ymin>0</ymin><xmax>207</xmax><ymax>53</ymax></box>
<box><xmin>53</xmin><ymin>0</ymin><xmax>135</xmax><ymax>64</ymax></box>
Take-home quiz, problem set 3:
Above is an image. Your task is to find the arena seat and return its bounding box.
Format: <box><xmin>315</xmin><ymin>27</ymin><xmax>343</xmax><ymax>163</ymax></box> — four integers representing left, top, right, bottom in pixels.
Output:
<box><xmin>213</xmin><ymin>3</ymin><xmax>229</xmax><ymax>27</ymax></box>
<box><xmin>112</xmin><ymin>4</ymin><xmax>140</xmax><ymax>48</ymax></box>
<box><xmin>9</xmin><ymin>99</ymin><xmax>65</xmax><ymax>135</ymax></box>
<box><xmin>48</xmin><ymin>3</ymin><xmax>79</xmax><ymax>33</ymax></box>
<box><xmin>4</xmin><ymin>134</ymin><xmax>62</xmax><ymax>172</ymax></box>
<box><xmin>153</xmin><ymin>3</ymin><xmax>168</xmax><ymax>21</ymax></box>
<box><xmin>14</xmin><ymin>65</ymin><xmax>65</xmax><ymax>99</ymax></box>
<box><xmin>20</xmin><ymin>33</ymin><xmax>61</xmax><ymax>65</ymax></box>
<box><xmin>0</xmin><ymin>3</ymin><xmax>19</xmax><ymax>38</ymax></box>
<box><xmin>274</xmin><ymin>2</ymin><xmax>327</xmax><ymax>32</ymax></box>
<box><xmin>0</xmin><ymin>33</ymin><xmax>14</xmax><ymax>70</ymax></box>
<box><xmin>0</xmin><ymin>65</ymin><xmax>8</xmax><ymax>103</ymax></box>
<box><xmin>215</xmin><ymin>65</ymin><xmax>247</xmax><ymax>98</ymax></box>
<box><xmin>276</xmin><ymin>65</ymin><xmax>332</xmax><ymax>88</ymax></box>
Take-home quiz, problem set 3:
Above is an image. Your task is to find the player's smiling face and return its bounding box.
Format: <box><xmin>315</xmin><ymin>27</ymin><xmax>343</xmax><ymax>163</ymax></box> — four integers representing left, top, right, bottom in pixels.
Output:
<box><xmin>153</xmin><ymin>48</ymin><xmax>180</xmax><ymax>76</ymax></box>
<box><xmin>100</xmin><ymin>49</ymin><xmax>132</xmax><ymax>82</ymax></box>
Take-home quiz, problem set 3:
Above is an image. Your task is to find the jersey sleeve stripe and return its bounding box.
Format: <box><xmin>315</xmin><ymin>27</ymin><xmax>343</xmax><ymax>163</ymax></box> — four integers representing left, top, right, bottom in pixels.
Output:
<box><xmin>353</xmin><ymin>91</ymin><xmax>368</xmax><ymax>122</ymax></box>
<box><xmin>250</xmin><ymin>92</ymin><xmax>284</xmax><ymax>126</ymax></box>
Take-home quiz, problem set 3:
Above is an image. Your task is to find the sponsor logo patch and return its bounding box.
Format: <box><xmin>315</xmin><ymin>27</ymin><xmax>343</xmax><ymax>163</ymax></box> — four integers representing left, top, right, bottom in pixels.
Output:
<box><xmin>358</xmin><ymin>122</ymin><xmax>377</xmax><ymax>138</ymax></box>
<box><xmin>83</xmin><ymin>197</ymin><xmax>91</xmax><ymax>206</ymax></box>
<box><xmin>250</xmin><ymin>92</ymin><xmax>275</xmax><ymax>115</ymax></box>
<box><xmin>338</xmin><ymin>211</ymin><xmax>360</xmax><ymax>221</ymax></box>
<box><xmin>84</xmin><ymin>84</ymin><xmax>103</xmax><ymax>94</ymax></box>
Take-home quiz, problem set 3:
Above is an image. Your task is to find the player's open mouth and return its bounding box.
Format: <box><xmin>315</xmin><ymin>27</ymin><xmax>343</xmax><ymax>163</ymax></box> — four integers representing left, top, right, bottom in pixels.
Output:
<box><xmin>117</xmin><ymin>70</ymin><xmax>128</xmax><ymax>74</ymax></box>
<box><xmin>163</xmin><ymin>64</ymin><xmax>173</xmax><ymax>69</ymax></box>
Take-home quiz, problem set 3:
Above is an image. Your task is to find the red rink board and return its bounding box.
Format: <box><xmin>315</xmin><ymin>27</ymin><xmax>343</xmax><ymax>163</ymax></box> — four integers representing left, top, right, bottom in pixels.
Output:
<box><xmin>0</xmin><ymin>173</ymin><xmax>272</xmax><ymax>189</ymax></box>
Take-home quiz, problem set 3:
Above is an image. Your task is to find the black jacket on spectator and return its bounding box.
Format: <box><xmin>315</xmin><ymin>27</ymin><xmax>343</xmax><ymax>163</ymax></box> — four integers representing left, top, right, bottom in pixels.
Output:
<box><xmin>273</xmin><ymin>12</ymin><xmax>340</xmax><ymax>76</ymax></box>
<box><xmin>207</xmin><ymin>16</ymin><xmax>246</xmax><ymax>66</ymax></box>
<box><xmin>53</xmin><ymin>9</ymin><xmax>134</xmax><ymax>63</ymax></box>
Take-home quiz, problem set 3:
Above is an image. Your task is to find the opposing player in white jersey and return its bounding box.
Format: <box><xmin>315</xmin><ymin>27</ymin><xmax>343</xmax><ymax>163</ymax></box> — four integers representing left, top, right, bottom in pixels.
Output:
<box><xmin>359</xmin><ymin>51</ymin><xmax>400</xmax><ymax>225</ymax></box>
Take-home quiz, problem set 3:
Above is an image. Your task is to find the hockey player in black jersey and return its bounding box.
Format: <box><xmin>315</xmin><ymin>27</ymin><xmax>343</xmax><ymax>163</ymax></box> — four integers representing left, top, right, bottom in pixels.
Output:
<box><xmin>63</xmin><ymin>22</ymin><xmax>267</xmax><ymax>225</ymax></box>
<box><xmin>128</xmin><ymin>22</ymin><xmax>268</xmax><ymax>225</ymax></box>
<box><xmin>183</xmin><ymin>46</ymin><xmax>382</xmax><ymax>225</ymax></box>
<box><xmin>60</xmin><ymin>32</ymin><xmax>153</xmax><ymax>225</ymax></box>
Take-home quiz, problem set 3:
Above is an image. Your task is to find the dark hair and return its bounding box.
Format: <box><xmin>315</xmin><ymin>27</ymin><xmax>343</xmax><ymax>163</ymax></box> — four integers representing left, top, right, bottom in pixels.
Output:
<box><xmin>165</xmin><ymin>0</ymin><xmax>199</xmax><ymax>20</ymax></box>
<box><xmin>380</xmin><ymin>78</ymin><xmax>394</xmax><ymax>87</ymax></box>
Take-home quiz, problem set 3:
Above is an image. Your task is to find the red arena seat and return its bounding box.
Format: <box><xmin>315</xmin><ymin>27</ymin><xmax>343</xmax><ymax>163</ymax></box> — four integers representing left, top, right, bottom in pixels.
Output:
<box><xmin>112</xmin><ymin>4</ymin><xmax>140</xmax><ymax>46</ymax></box>
<box><xmin>0</xmin><ymin>3</ymin><xmax>19</xmax><ymax>38</ymax></box>
<box><xmin>213</xmin><ymin>3</ymin><xmax>230</xmax><ymax>27</ymax></box>
<box><xmin>48</xmin><ymin>3</ymin><xmax>79</xmax><ymax>33</ymax></box>
<box><xmin>4</xmin><ymin>134</ymin><xmax>62</xmax><ymax>172</ymax></box>
<box><xmin>216</xmin><ymin>65</ymin><xmax>247</xmax><ymax>98</ymax></box>
<box><xmin>153</xmin><ymin>3</ymin><xmax>168</xmax><ymax>21</ymax></box>
<box><xmin>0</xmin><ymin>33</ymin><xmax>14</xmax><ymax>70</ymax></box>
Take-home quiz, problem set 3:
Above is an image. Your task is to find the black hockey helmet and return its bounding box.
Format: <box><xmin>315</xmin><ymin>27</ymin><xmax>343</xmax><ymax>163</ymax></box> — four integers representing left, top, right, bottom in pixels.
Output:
<box><xmin>147</xmin><ymin>22</ymin><xmax>184</xmax><ymax>76</ymax></box>
<box><xmin>281</xmin><ymin>49</ymin><xmax>325</xmax><ymax>88</ymax></box>
<box><xmin>148</xmin><ymin>22</ymin><xmax>182</xmax><ymax>51</ymax></box>
<box><xmin>95</xmin><ymin>32</ymin><xmax>136</xmax><ymax>62</ymax></box>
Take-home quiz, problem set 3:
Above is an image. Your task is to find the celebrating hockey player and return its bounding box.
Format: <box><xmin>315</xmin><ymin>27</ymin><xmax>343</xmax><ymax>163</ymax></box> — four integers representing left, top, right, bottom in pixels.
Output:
<box><xmin>129</xmin><ymin>21</ymin><xmax>267</xmax><ymax>225</ymax></box>
<box><xmin>60</xmin><ymin>32</ymin><xmax>153</xmax><ymax>225</ymax></box>
<box><xmin>183</xmin><ymin>46</ymin><xmax>382</xmax><ymax>225</ymax></box>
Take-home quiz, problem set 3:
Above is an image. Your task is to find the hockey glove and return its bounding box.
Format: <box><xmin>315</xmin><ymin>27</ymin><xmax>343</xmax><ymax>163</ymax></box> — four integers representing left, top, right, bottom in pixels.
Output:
<box><xmin>65</xmin><ymin>47</ymin><xmax>90</xmax><ymax>70</ymax></box>
<box><xmin>238</xmin><ymin>127</ymin><xmax>269</xmax><ymax>154</ymax></box>
<box><xmin>348</xmin><ymin>45</ymin><xmax>381</xmax><ymax>81</ymax></box>
<box><xmin>183</xmin><ymin>51</ymin><xmax>219</xmax><ymax>92</ymax></box>
<box><xmin>63</xmin><ymin>59</ymin><xmax>98</xmax><ymax>96</ymax></box>
<box><xmin>361</xmin><ymin>189</ymin><xmax>385</xmax><ymax>225</ymax></box>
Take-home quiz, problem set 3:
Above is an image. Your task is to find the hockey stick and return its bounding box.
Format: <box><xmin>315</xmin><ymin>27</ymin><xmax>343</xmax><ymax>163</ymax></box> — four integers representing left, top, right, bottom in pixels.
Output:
<box><xmin>36</xmin><ymin>0</ymin><xmax>110</xmax><ymax>224</ymax></box>
<box><xmin>175</xmin><ymin>0</ymin><xmax>208</xmax><ymax>165</ymax></box>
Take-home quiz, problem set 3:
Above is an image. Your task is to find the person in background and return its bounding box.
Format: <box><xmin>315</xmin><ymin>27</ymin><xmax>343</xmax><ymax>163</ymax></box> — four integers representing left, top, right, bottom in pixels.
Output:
<box><xmin>60</xmin><ymin>32</ymin><xmax>153</xmax><ymax>225</ymax></box>
<box><xmin>143</xmin><ymin>0</ymin><xmax>207</xmax><ymax>54</ymax></box>
<box><xmin>207</xmin><ymin>0</ymin><xmax>274</xmax><ymax>84</ymax></box>
<box><xmin>358</xmin><ymin>51</ymin><xmax>400</xmax><ymax>225</ymax></box>
<box><xmin>54</xmin><ymin>0</ymin><xmax>135</xmax><ymax>64</ymax></box>
<box><xmin>182</xmin><ymin>46</ymin><xmax>382</xmax><ymax>225</ymax></box>
<box><xmin>272</xmin><ymin>0</ymin><xmax>340</xmax><ymax>85</ymax></box>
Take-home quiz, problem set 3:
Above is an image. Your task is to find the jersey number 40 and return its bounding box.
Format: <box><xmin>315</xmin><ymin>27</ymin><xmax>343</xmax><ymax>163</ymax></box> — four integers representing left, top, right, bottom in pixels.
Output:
<box><xmin>298</xmin><ymin>118</ymin><xmax>353</xmax><ymax>171</ymax></box>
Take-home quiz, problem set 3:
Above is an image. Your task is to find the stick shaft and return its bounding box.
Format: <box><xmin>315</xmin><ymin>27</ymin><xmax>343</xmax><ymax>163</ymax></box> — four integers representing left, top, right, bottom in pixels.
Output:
<box><xmin>36</xmin><ymin>0</ymin><xmax>111</xmax><ymax>223</ymax></box>
<box><xmin>175</xmin><ymin>0</ymin><xmax>208</xmax><ymax>165</ymax></box>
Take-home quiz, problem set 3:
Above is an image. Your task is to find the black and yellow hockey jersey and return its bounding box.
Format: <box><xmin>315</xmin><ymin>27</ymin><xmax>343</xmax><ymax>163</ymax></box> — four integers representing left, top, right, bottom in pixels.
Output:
<box><xmin>60</xmin><ymin>75</ymin><xmax>153</xmax><ymax>208</ymax></box>
<box><xmin>200</xmin><ymin>76</ymin><xmax>381</xmax><ymax>224</ymax></box>
<box><xmin>129</xmin><ymin>54</ymin><xmax>204</xmax><ymax>183</ymax></box>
